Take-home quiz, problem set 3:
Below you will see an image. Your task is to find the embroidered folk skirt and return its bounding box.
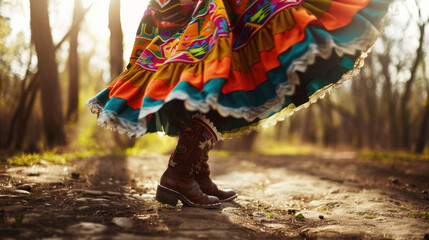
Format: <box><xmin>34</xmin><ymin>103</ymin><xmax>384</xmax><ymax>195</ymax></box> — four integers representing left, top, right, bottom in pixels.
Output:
<box><xmin>87</xmin><ymin>0</ymin><xmax>393</xmax><ymax>139</ymax></box>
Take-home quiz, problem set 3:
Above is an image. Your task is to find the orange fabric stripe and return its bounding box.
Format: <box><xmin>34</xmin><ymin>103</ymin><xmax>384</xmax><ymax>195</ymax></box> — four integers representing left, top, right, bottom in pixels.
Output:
<box><xmin>260</xmin><ymin>48</ymin><xmax>281</xmax><ymax>72</ymax></box>
<box><xmin>180</xmin><ymin>71</ymin><xmax>204</xmax><ymax>89</ymax></box>
<box><xmin>223</xmin><ymin>61</ymin><xmax>268</xmax><ymax>93</ymax></box>
<box><xmin>319</xmin><ymin>0</ymin><xmax>370</xmax><ymax>30</ymax></box>
<box><xmin>145</xmin><ymin>56</ymin><xmax>232</xmax><ymax>100</ymax></box>
<box><xmin>145</xmin><ymin>78</ymin><xmax>171</xmax><ymax>101</ymax></box>
<box><xmin>274</xmin><ymin>9</ymin><xmax>315</xmax><ymax>53</ymax></box>
<box><xmin>109</xmin><ymin>80</ymin><xmax>144</xmax><ymax>110</ymax></box>
<box><xmin>203</xmin><ymin>56</ymin><xmax>231</xmax><ymax>82</ymax></box>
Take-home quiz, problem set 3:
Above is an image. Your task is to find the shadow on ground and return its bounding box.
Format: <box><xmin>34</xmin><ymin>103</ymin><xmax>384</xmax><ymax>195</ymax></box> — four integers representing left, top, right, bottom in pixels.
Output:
<box><xmin>1</xmin><ymin>151</ymin><xmax>428</xmax><ymax>239</ymax></box>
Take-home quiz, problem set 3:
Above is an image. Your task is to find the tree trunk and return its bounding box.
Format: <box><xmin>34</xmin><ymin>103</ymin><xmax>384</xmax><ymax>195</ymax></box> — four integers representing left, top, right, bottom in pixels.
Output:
<box><xmin>415</xmin><ymin>100</ymin><xmax>429</xmax><ymax>154</ymax></box>
<box><xmin>15</xmin><ymin>79</ymin><xmax>40</xmax><ymax>150</ymax></box>
<box><xmin>109</xmin><ymin>0</ymin><xmax>136</xmax><ymax>148</ymax></box>
<box><xmin>67</xmin><ymin>0</ymin><xmax>83</xmax><ymax>123</ymax></box>
<box><xmin>30</xmin><ymin>0</ymin><xmax>66</xmax><ymax>148</ymax></box>
<box><xmin>363</xmin><ymin>56</ymin><xmax>378</xmax><ymax>149</ymax></box>
<box><xmin>109</xmin><ymin>0</ymin><xmax>124</xmax><ymax>80</ymax></box>
<box><xmin>301</xmin><ymin>108</ymin><xmax>313</xmax><ymax>143</ymax></box>
<box><xmin>400</xmin><ymin>23</ymin><xmax>426</xmax><ymax>150</ymax></box>
<box><xmin>320</xmin><ymin>100</ymin><xmax>336</xmax><ymax>147</ymax></box>
<box><xmin>379</xmin><ymin>53</ymin><xmax>400</xmax><ymax>149</ymax></box>
<box><xmin>274</xmin><ymin>121</ymin><xmax>284</xmax><ymax>141</ymax></box>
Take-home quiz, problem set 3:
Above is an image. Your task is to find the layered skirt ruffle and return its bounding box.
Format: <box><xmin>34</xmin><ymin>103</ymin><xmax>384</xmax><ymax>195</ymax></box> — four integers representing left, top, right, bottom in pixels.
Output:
<box><xmin>87</xmin><ymin>0</ymin><xmax>392</xmax><ymax>139</ymax></box>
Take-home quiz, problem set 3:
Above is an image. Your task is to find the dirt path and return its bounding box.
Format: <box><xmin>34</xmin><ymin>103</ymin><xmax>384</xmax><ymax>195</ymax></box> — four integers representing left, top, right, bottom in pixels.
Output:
<box><xmin>1</xmin><ymin>151</ymin><xmax>428</xmax><ymax>239</ymax></box>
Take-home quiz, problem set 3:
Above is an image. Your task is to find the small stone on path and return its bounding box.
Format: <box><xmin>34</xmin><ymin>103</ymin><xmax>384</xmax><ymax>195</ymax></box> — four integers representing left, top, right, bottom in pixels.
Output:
<box><xmin>77</xmin><ymin>206</ymin><xmax>90</xmax><ymax>211</ymax></box>
<box><xmin>88</xmin><ymin>198</ymin><xmax>110</xmax><ymax>203</ymax></box>
<box><xmin>14</xmin><ymin>189</ymin><xmax>31</xmax><ymax>195</ymax></box>
<box><xmin>66</xmin><ymin>222</ymin><xmax>107</xmax><ymax>235</ymax></box>
<box><xmin>17</xmin><ymin>184</ymin><xmax>32</xmax><ymax>192</ymax></box>
<box><xmin>75</xmin><ymin>198</ymin><xmax>88</xmax><ymax>203</ymax></box>
<box><xmin>82</xmin><ymin>190</ymin><xmax>104</xmax><ymax>196</ymax></box>
<box><xmin>106</xmin><ymin>191</ymin><xmax>123</xmax><ymax>196</ymax></box>
<box><xmin>112</xmin><ymin>217</ymin><xmax>133</xmax><ymax>229</ymax></box>
<box><xmin>131</xmin><ymin>193</ymin><xmax>154</xmax><ymax>200</ymax></box>
<box><xmin>0</xmin><ymin>195</ymin><xmax>21</xmax><ymax>199</ymax></box>
<box><xmin>263</xmin><ymin>223</ymin><xmax>285</xmax><ymax>229</ymax></box>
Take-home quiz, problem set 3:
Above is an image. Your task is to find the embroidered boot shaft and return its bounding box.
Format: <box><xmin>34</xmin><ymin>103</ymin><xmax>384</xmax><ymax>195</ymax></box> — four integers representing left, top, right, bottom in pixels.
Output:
<box><xmin>191</xmin><ymin>115</ymin><xmax>238</xmax><ymax>202</ymax></box>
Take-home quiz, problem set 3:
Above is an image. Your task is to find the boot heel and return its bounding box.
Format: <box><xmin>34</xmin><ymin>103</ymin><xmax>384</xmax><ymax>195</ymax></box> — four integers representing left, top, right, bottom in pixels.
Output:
<box><xmin>156</xmin><ymin>185</ymin><xmax>179</xmax><ymax>206</ymax></box>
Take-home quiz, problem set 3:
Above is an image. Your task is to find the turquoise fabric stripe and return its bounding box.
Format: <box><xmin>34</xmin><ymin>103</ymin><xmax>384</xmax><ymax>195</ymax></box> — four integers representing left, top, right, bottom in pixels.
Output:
<box><xmin>142</xmin><ymin>79</ymin><xmax>226</xmax><ymax>108</ymax></box>
<box><xmin>360</xmin><ymin>0</ymin><xmax>391</xmax><ymax>22</ymax></box>
<box><xmin>104</xmin><ymin>97</ymin><xmax>140</xmax><ymax>123</ymax></box>
<box><xmin>143</xmin><ymin>96</ymin><xmax>164</xmax><ymax>108</ymax></box>
<box><xmin>94</xmin><ymin>88</ymin><xmax>111</xmax><ymax>107</ymax></box>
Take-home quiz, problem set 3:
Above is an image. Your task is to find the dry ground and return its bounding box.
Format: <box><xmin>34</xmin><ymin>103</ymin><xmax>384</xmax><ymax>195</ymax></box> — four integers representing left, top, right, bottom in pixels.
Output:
<box><xmin>1</xmin><ymin>150</ymin><xmax>429</xmax><ymax>239</ymax></box>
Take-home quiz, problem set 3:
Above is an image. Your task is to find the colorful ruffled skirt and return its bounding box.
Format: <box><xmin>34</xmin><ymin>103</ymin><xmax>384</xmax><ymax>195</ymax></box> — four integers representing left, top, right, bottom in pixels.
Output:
<box><xmin>87</xmin><ymin>0</ymin><xmax>392</xmax><ymax>139</ymax></box>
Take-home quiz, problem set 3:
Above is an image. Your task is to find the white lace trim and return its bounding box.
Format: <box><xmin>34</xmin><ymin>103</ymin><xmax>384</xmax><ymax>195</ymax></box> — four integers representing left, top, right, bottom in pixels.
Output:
<box><xmin>86</xmin><ymin>97</ymin><xmax>147</xmax><ymax>138</ymax></box>
<box><xmin>220</xmin><ymin>47</ymin><xmax>374</xmax><ymax>139</ymax></box>
<box><xmin>86</xmin><ymin>24</ymin><xmax>380</xmax><ymax>139</ymax></box>
<box><xmin>192</xmin><ymin>113</ymin><xmax>223</xmax><ymax>141</ymax></box>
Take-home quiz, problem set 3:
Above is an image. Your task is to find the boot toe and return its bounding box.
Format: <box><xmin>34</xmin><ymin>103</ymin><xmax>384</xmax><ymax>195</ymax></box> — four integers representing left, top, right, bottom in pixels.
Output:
<box><xmin>207</xmin><ymin>195</ymin><xmax>220</xmax><ymax>203</ymax></box>
<box><xmin>188</xmin><ymin>194</ymin><xmax>220</xmax><ymax>208</ymax></box>
<box><xmin>219</xmin><ymin>189</ymin><xmax>238</xmax><ymax>202</ymax></box>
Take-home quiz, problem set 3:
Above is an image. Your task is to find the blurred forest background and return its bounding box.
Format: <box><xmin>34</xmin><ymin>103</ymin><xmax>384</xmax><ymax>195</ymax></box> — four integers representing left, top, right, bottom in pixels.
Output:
<box><xmin>0</xmin><ymin>0</ymin><xmax>428</xmax><ymax>160</ymax></box>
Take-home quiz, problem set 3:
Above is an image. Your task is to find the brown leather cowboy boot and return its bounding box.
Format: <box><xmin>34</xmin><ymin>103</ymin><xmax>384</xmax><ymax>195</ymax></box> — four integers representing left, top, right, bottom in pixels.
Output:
<box><xmin>190</xmin><ymin>115</ymin><xmax>238</xmax><ymax>202</ymax></box>
<box><xmin>156</xmin><ymin>116</ymin><xmax>220</xmax><ymax>208</ymax></box>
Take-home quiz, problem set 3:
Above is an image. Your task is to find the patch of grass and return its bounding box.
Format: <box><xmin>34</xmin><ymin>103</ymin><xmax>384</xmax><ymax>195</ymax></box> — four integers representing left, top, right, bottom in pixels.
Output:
<box><xmin>7</xmin><ymin>149</ymin><xmax>103</xmax><ymax>166</ymax></box>
<box><xmin>7</xmin><ymin>133</ymin><xmax>177</xmax><ymax>166</ymax></box>
<box><xmin>124</xmin><ymin>133</ymin><xmax>176</xmax><ymax>156</ymax></box>
<box><xmin>408</xmin><ymin>212</ymin><xmax>429</xmax><ymax>219</ymax></box>
<box><xmin>359</xmin><ymin>150</ymin><xmax>429</xmax><ymax>165</ymax></box>
<box><xmin>211</xmin><ymin>150</ymin><xmax>231</xmax><ymax>157</ymax></box>
<box><xmin>254</xmin><ymin>140</ymin><xmax>315</xmax><ymax>156</ymax></box>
